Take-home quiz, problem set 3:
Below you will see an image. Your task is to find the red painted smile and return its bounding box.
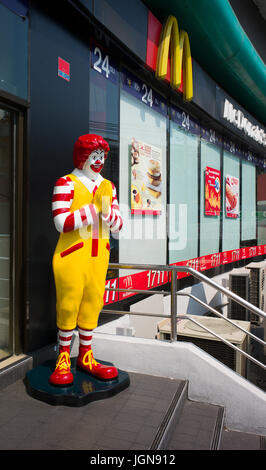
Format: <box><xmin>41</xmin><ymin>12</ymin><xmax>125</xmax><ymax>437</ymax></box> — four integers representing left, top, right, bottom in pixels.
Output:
<box><xmin>91</xmin><ymin>163</ymin><xmax>104</xmax><ymax>173</ymax></box>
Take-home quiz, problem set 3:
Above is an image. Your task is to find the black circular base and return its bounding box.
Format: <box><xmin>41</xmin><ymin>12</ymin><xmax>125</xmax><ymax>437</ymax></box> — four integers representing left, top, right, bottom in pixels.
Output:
<box><xmin>25</xmin><ymin>358</ymin><xmax>130</xmax><ymax>407</ymax></box>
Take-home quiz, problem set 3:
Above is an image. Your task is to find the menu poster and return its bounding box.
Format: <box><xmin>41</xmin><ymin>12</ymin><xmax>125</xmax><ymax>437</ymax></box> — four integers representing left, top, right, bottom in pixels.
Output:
<box><xmin>130</xmin><ymin>137</ymin><xmax>162</xmax><ymax>215</ymax></box>
<box><xmin>205</xmin><ymin>166</ymin><xmax>221</xmax><ymax>216</ymax></box>
<box><xmin>225</xmin><ymin>175</ymin><xmax>239</xmax><ymax>218</ymax></box>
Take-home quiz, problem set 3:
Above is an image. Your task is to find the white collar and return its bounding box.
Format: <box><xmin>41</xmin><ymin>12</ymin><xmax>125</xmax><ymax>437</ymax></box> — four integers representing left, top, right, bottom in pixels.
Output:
<box><xmin>72</xmin><ymin>168</ymin><xmax>104</xmax><ymax>192</ymax></box>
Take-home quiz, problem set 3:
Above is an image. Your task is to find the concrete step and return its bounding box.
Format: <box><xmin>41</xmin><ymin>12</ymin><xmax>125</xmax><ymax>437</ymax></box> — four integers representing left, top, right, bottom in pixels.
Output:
<box><xmin>0</xmin><ymin>364</ymin><xmax>265</xmax><ymax>450</ymax></box>
<box><xmin>0</xmin><ymin>370</ymin><xmax>187</xmax><ymax>450</ymax></box>
<box><xmin>0</xmin><ymin>354</ymin><xmax>32</xmax><ymax>391</ymax></box>
<box><xmin>165</xmin><ymin>399</ymin><xmax>225</xmax><ymax>450</ymax></box>
<box><xmin>164</xmin><ymin>397</ymin><xmax>266</xmax><ymax>450</ymax></box>
<box><xmin>220</xmin><ymin>429</ymin><xmax>266</xmax><ymax>450</ymax></box>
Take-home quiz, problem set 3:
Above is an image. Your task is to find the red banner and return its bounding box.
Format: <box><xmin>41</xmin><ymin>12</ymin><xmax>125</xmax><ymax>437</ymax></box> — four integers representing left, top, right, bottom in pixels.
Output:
<box><xmin>118</xmin><ymin>269</ymin><xmax>169</xmax><ymax>301</ymax></box>
<box><xmin>104</xmin><ymin>245</ymin><xmax>266</xmax><ymax>306</ymax></box>
<box><xmin>103</xmin><ymin>278</ymin><xmax>119</xmax><ymax>305</ymax></box>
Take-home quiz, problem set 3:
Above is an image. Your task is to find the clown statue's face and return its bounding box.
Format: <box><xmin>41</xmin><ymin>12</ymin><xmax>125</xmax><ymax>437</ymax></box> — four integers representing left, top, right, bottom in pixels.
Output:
<box><xmin>73</xmin><ymin>134</ymin><xmax>110</xmax><ymax>180</ymax></box>
<box><xmin>82</xmin><ymin>149</ymin><xmax>105</xmax><ymax>180</ymax></box>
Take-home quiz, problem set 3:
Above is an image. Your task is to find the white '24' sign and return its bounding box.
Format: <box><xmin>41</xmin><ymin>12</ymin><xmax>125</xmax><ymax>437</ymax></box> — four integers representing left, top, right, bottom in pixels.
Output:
<box><xmin>91</xmin><ymin>42</ymin><xmax>117</xmax><ymax>83</ymax></box>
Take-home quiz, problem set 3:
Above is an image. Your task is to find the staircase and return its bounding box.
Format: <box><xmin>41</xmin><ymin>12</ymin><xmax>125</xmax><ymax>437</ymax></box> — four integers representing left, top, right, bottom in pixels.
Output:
<box><xmin>153</xmin><ymin>380</ymin><xmax>225</xmax><ymax>450</ymax></box>
<box><xmin>157</xmin><ymin>379</ymin><xmax>265</xmax><ymax>450</ymax></box>
<box><xmin>147</xmin><ymin>376</ymin><xmax>265</xmax><ymax>451</ymax></box>
<box><xmin>0</xmin><ymin>367</ymin><xmax>265</xmax><ymax>450</ymax></box>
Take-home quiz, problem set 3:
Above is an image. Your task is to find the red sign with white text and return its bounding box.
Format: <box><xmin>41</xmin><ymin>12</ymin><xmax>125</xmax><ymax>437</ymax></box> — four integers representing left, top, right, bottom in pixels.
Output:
<box><xmin>103</xmin><ymin>278</ymin><xmax>119</xmax><ymax>305</ymax></box>
<box><xmin>103</xmin><ymin>245</ymin><xmax>266</xmax><ymax>306</ymax></box>
<box><xmin>118</xmin><ymin>269</ymin><xmax>169</xmax><ymax>301</ymax></box>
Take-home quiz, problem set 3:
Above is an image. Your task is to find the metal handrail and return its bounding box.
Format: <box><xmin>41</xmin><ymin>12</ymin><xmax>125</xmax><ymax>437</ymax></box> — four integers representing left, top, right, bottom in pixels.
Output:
<box><xmin>102</xmin><ymin>262</ymin><xmax>266</xmax><ymax>372</ymax></box>
<box><xmin>109</xmin><ymin>263</ymin><xmax>266</xmax><ymax>321</ymax></box>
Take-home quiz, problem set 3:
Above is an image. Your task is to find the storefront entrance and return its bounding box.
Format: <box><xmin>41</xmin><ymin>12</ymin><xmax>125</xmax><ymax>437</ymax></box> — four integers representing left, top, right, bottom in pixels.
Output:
<box><xmin>0</xmin><ymin>107</ymin><xmax>13</xmax><ymax>360</ymax></box>
<box><xmin>0</xmin><ymin>105</ymin><xmax>24</xmax><ymax>361</ymax></box>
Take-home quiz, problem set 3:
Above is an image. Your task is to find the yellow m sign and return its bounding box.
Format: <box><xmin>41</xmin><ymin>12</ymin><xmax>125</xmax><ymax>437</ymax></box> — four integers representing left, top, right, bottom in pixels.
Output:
<box><xmin>156</xmin><ymin>15</ymin><xmax>193</xmax><ymax>101</ymax></box>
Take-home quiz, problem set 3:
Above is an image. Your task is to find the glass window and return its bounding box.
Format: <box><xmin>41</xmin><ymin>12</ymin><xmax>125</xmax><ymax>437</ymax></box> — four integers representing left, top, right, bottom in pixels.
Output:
<box><xmin>94</xmin><ymin>0</ymin><xmax>148</xmax><ymax>62</ymax></box>
<box><xmin>89</xmin><ymin>63</ymin><xmax>119</xmax><ymax>142</ymax></box>
<box><xmin>200</xmin><ymin>139</ymin><xmax>221</xmax><ymax>256</ymax></box>
<box><xmin>0</xmin><ymin>108</ymin><xmax>12</xmax><ymax>361</ymax></box>
<box><xmin>119</xmin><ymin>77</ymin><xmax>167</xmax><ymax>267</ymax></box>
<box><xmin>0</xmin><ymin>3</ymin><xmax>28</xmax><ymax>100</ymax></box>
<box><xmin>169</xmin><ymin>120</ymin><xmax>198</xmax><ymax>263</ymax></box>
<box><xmin>78</xmin><ymin>0</ymin><xmax>93</xmax><ymax>12</ymax></box>
<box><xmin>241</xmin><ymin>160</ymin><xmax>256</xmax><ymax>241</ymax></box>
<box><xmin>222</xmin><ymin>151</ymin><xmax>240</xmax><ymax>251</ymax></box>
<box><xmin>257</xmin><ymin>168</ymin><xmax>266</xmax><ymax>246</ymax></box>
<box><xmin>89</xmin><ymin>58</ymin><xmax>119</xmax><ymax>270</ymax></box>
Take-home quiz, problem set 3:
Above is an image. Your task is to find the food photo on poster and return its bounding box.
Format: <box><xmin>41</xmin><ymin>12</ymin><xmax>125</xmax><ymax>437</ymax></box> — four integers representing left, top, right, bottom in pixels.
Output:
<box><xmin>225</xmin><ymin>174</ymin><xmax>239</xmax><ymax>218</ymax></box>
<box><xmin>130</xmin><ymin>137</ymin><xmax>162</xmax><ymax>215</ymax></box>
<box><xmin>204</xmin><ymin>166</ymin><xmax>221</xmax><ymax>216</ymax></box>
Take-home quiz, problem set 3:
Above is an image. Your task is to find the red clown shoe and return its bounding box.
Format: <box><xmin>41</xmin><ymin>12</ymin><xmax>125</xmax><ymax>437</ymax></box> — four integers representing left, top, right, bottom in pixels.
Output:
<box><xmin>49</xmin><ymin>349</ymin><xmax>74</xmax><ymax>386</ymax></box>
<box><xmin>77</xmin><ymin>347</ymin><xmax>118</xmax><ymax>380</ymax></box>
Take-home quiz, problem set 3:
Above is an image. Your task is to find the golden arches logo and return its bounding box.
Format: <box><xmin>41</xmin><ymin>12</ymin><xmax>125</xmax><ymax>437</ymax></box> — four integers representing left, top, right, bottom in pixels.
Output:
<box><xmin>156</xmin><ymin>15</ymin><xmax>193</xmax><ymax>101</ymax></box>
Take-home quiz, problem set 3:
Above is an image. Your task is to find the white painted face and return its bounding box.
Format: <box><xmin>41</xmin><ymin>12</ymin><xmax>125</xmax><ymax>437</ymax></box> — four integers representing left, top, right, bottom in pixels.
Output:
<box><xmin>83</xmin><ymin>149</ymin><xmax>105</xmax><ymax>177</ymax></box>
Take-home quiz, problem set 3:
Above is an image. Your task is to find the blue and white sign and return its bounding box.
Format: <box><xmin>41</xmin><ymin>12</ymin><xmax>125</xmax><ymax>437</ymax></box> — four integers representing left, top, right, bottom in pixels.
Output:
<box><xmin>171</xmin><ymin>106</ymin><xmax>201</xmax><ymax>136</ymax></box>
<box><xmin>121</xmin><ymin>68</ymin><xmax>167</xmax><ymax>117</ymax></box>
<box><xmin>91</xmin><ymin>40</ymin><xmax>118</xmax><ymax>84</ymax></box>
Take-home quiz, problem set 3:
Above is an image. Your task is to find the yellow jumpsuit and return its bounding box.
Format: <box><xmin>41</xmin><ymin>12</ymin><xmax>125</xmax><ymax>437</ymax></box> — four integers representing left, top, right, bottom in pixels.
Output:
<box><xmin>52</xmin><ymin>173</ymin><xmax>113</xmax><ymax>331</ymax></box>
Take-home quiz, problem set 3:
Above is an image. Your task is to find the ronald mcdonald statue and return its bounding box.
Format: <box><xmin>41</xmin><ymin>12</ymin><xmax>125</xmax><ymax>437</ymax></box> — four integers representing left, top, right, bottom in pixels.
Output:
<box><xmin>50</xmin><ymin>134</ymin><xmax>123</xmax><ymax>386</ymax></box>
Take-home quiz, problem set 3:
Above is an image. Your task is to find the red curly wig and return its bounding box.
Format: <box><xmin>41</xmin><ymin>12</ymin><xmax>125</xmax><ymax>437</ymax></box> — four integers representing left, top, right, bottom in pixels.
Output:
<box><xmin>73</xmin><ymin>134</ymin><xmax>110</xmax><ymax>170</ymax></box>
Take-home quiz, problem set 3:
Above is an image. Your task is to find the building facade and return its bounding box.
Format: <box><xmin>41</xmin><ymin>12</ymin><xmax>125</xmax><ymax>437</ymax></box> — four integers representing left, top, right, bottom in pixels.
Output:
<box><xmin>0</xmin><ymin>0</ymin><xmax>266</xmax><ymax>361</ymax></box>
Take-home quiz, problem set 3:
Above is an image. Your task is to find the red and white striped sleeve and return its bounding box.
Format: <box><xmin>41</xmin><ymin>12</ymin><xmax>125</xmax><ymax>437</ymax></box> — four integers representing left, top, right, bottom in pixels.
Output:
<box><xmin>52</xmin><ymin>176</ymin><xmax>98</xmax><ymax>233</ymax></box>
<box><xmin>101</xmin><ymin>182</ymin><xmax>123</xmax><ymax>233</ymax></box>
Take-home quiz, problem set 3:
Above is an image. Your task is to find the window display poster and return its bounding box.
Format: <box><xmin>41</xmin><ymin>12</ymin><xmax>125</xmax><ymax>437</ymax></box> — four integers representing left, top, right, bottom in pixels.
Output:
<box><xmin>205</xmin><ymin>166</ymin><xmax>221</xmax><ymax>216</ymax></box>
<box><xmin>225</xmin><ymin>174</ymin><xmax>239</xmax><ymax>218</ymax></box>
<box><xmin>130</xmin><ymin>137</ymin><xmax>162</xmax><ymax>214</ymax></box>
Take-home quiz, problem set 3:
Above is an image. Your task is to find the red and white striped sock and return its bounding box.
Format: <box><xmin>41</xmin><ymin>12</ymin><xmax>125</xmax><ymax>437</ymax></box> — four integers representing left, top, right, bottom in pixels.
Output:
<box><xmin>78</xmin><ymin>327</ymin><xmax>93</xmax><ymax>351</ymax></box>
<box><xmin>58</xmin><ymin>329</ymin><xmax>74</xmax><ymax>354</ymax></box>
